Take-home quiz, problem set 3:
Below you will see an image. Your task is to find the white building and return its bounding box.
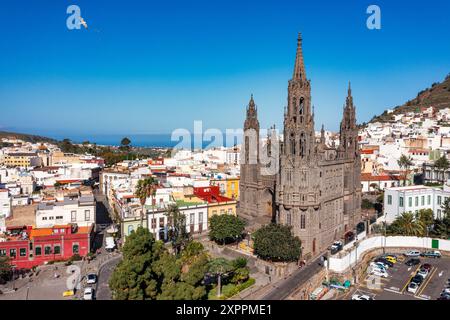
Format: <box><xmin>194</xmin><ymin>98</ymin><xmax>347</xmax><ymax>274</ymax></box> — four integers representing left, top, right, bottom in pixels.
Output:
<box><xmin>383</xmin><ymin>185</ymin><xmax>450</xmax><ymax>223</ymax></box>
<box><xmin>36</xmin><ymin>193</ymin><xmax>96</xmax><ymax>228</ymax></box>
<box><xmin>0</xmin><ymin>189</ymin><xmax>11</xmax><ymax>232</ymax></box>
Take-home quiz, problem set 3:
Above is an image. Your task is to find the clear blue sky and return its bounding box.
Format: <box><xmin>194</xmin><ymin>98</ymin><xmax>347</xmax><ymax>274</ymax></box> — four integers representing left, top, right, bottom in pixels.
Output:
<box><xmin>0</xmin><ymin>0</ymin><xmax>449</xmax><ymax>138</ymax></box>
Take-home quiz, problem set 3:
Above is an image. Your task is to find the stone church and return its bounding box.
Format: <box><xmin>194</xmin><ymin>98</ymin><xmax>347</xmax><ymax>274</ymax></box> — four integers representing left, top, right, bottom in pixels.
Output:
<box><xmin>238</xmin><ymin>34</ymin><xmax>362</xmax><ymax>260</ymax></box>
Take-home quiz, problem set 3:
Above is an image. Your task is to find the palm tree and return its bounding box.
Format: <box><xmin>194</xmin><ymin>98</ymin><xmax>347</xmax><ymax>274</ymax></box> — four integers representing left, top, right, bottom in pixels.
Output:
<box><xmin>397</xmin><ymin>154</ymin><xmax>413</xmax><ymax>186</ymax></box>
<box><xmin>135</xmin><ymin>177</ymin><xmax>157</xmax><ymax>228</ymax></box>
<box><xmin>434</xmin><ymin>155</ymin><xmax>450</xmax><ymax>184</ymax></box>
<box><xmin>395</xmin><ymin>212</ymin><xmax>423</xmax><ymax>236</ymax></box>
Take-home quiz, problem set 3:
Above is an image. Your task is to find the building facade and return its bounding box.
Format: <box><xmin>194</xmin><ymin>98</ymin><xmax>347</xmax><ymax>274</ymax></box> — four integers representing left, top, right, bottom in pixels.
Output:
<box><xmin>238</xmin><ymin>34</ymin><xmax>362</xmax><ymax>259</ymax></box>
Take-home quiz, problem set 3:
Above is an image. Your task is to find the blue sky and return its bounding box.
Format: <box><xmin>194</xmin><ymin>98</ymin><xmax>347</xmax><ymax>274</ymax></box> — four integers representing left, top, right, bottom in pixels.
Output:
<box><xmin>0</xmin><ymin>0</ymin><xmax>449</xmax><ymax>138</ymax></box>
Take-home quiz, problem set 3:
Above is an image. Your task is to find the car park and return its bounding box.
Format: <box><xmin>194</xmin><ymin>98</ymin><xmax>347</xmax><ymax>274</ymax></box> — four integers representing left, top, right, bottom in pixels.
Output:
<box><xmin>420</xmin><ymin>250</ymin><xmax>441</xmax><ymax>258</ymax></box>
<box><xmin>404</xmin><ymin>250</ymin><xmax>421</xmax><ymax>257</ymax></box>
<box><xmin>411</xmin><ymin>275</ymin><xmax>424</xmax><ymax>285</ymax></box>
<box><xmin>407</xmin><ymin>282</ymin><xmax>419</xmax><ymax>294</ymax></box>
<box><xmin>405</xmin><ymin>258</ymin><xmax>420</xmax><ymax>266</ymax></box>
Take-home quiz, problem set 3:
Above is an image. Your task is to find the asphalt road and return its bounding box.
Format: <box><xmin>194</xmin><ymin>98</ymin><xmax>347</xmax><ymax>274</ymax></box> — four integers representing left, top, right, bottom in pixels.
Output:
<box><xmin>96</xmin><ymin>255</ymin><xmax>122</xmax><ymax>300</ymax></box>
<box><xmin>262</xmin><ymin>257</ymin><xmax>323</xmax><ymax>300</ymax></box>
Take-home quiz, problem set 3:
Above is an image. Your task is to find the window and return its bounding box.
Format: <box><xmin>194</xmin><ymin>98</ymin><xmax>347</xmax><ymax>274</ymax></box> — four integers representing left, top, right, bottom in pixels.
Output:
<box><xmin>42</xmin><ymin>217</ymin><xmax>47</xmax><ymax>220</ymax></box>
<box><xmin>437</xmin><ymin>209</ymin><xmax>442</xmax><ymax>220</ymax></box>
<box><xmin>0</xmin><ymin>249</ymin><xmax>6</xmax><ymax>256</ymax></box>
<box><xmin>408</xmin><ymin>197</ymin><xmax>412</xmax><ymax>207</ymax></box>
<box><xmin>35</xmin><ymin>246</ymin><xmax>42</xmax><ymax>256</ymax></box>
<box><xmin>56</xmin><ymin>216</ymin><xmax>63</xmax><ymax>220</ymax></box>
<box><xmin>438</xmin><ymin>196</ymin><xmax>442</xmax><ymax>205</ymax></box>
<box><xmin>85</xmin><ymin>210</ymin><xmax>90</xmax><ymax>221</ymax></box>
<box><xmin>427</xmin><ymin>195</ymin><xmax>431</xmax><ymax>205</ymax></box>
<box><xmin>44</xmin><ymin>246</ymin><xmax>51</xmax><ymax>255</ymax></box>
<box><xmin>128</xmin><ymin>225</ymin><xmax>134</xmax><ymax>234</ymax></box>
<box><xmin>415</xmin><ymin>197</ymin><xmax>419</xmax><ymax>206</ymax></box>
<box><xmin>300</xmin><ymin>214</ymin><xmax>306</xmax><ymax>229</ymax></box>
<box><xmin>287</xmin><ymin>212</ymin><xmax>292</xmax><ymax>226</ymax></box>
<box><xmin>399</xmin><ymin>197</ymin><xmax>404</xmax><ymax>207</ymax></box>
<box><xmin>199</xmin><ymin>212</ymin><xmax>203</xmax><ymax>224</ymax></box>
<box><xmin>421</xmin><ymin>196</ymin><xmax>425</xmax><ymax>206</ymax></box>
<box><xmin>228</xmin><ymin>208</ymin><xmax>233</xmax><ymax>214</ymax></box>
<box><xmin>72</xmin><ymin>244</ymin><xmax>79</xmax><ymax>254</ymax></box>
<box><xmin>10</xmin><ymin>249</ymin><xmax>16</xmax><ymax>258</ymax></box>
<box><xmin>190</xmin><ymin>213</ymin><xmax>195</xmax><ymax>225</ymax></box>
<box><xmin>220</xmin><ymin>209</ymin><xmax>225</xmax><ymax>215</ymax></box>
<box><xmin>54</xmin><ymin>245</ymin><xmax>61</xmax><ymax>255</ymax></box>
<box><xmin>212</xmin><ymin>210</ymin><xmax>217</xmax><ymax>215</ymax></box>
<box><xmin>151</xmin><ymin>218</ymin><xmax>157</xmax><ymax>229</ymax></box>
<box><xmin>71</xmin><ymin>211</ymin><xmax>76</xmax><ymax>222</ymax></box>
<box><xmin>159</xmin><ymin>217</ymin><xmax>164</xmax><ymax>228</ymax></box>
<box><xmin>387</xmin><ymin>195</ymin><xmax>392</xmax><ymax>205</ymax></box>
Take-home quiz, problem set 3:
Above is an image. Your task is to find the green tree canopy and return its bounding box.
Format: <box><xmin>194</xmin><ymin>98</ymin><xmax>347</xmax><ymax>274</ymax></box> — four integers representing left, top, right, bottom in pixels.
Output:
<box><xmin>0</xmin><ymin>257</ymin><xmax>12</xmax><ymax>283</ymax></box>
<box><xmin>387</xmin><ymin>212</ymin><xmax>423</xmax><ymax>236</ymax></box>
<box><xmin>165</xmin><ymin>204</ymin><xmax>191</xmax><ymax>254</ymax></box>
<box><xmin>253</xmin><ymin>223</ymin><xmax>301</xmax><ymax>262</ymax></box>
<box><xmin>208</xmin><ymin>214</ymin><xmax>245</xmax><ymax>245</ymax></box>
<box><xmin>121</xmin><ymin>137</ymin><xmax>131</xmax><ymax>147</ymax></box>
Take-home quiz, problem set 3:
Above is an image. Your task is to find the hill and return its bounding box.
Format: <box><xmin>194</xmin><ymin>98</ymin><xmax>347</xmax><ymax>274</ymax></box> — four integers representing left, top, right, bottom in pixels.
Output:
<box><xmin>370</xmin><ymin>73</ymin><xmax>450</xmax><ymax>123</ymax></box>
<box><xmin>0</xmin><ymin>131</ymin><xmax>58</xmax><ymax>144</ymax></box>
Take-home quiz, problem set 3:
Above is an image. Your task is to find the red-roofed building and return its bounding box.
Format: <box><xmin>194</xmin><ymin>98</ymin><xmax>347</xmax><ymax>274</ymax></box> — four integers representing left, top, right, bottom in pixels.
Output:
<box><xmin>361</xmin><ymin>173</ymin><xmax>401</xmax><ymax>193</ymax></box>
<box><xmin>193</xmin><ymin>186</ymin><xmax>237</xmax><ymax>217</ymax></box>
<box><xmin>0</xmin><ymin>224</ymin><xmax>94</xmax><ymax>269</ymax></box>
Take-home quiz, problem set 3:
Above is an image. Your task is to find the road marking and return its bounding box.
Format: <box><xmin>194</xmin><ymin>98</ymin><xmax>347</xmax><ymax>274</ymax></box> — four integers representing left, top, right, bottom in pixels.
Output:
<box><xmin>400</xmin><ymin>265</ymin><xmax>421</xmax><ymax>294</ymax></box>
<box><xmin>384</xmin><ymin>288</ymin><xmax>402</xmax><ymax>295</ymax></box>
<box><xmin>416</xmin><ymin>267</ymin><xmax>437</xmax><ymax>297</ymax></box>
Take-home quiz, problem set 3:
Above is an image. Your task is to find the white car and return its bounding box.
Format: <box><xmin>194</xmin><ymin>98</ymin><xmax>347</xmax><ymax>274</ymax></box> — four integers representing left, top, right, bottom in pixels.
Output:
<box><xmin>351</xmin><ymin>294</ymin><xmax>373</xmax><ymax>300</ymax></box>
<box><xmin>86</xmin><ymin>273</ymin><xmax>97</xmax><ymax>285</ymax></box>
<box><xmin>417</xmin><ymin>269</ymin><xmax>429</xmax><ymax>279</ymax></box>
<box><xmin>83</xmin><ymin>287</ymin><xmax>95</xmax><ymax>300</ymax></box>
<box><xmin>407</xmin><ymin>282</ymin><xmax>419</xmax><ymax>294</ymax></box>
<box><xmin>404</xmin><ymin>250</ymin><xmax>421</xmax><ymax>257</ymax></box>
<box><xmin>370</xmin><ymin>262</ymin><xmax>388</xmax><ymax>270</ymax></box>
<box><xmin>370</xmin><ymin>269</ymin><xmax>388</xmax><ymax>278</ymax></box>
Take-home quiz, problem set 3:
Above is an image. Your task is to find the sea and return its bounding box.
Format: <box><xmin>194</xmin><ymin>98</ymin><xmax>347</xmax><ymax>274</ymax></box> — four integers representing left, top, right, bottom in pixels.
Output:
<box><xmin>47</xmin><ymin>133</ymin><xmax>244</xmax><ymax>149</ymax></box>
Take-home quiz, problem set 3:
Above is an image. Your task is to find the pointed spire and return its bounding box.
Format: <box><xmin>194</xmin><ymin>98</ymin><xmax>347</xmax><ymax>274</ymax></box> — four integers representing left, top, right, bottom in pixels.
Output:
<box><xmin>293</xmin><ymin>32</ymin><xmax>306</xmax><ymax>81</ymax></box>
<box><xmin>346</xmin><ymin>81</ymin><xmax>353</xmax><ymax>109</ymax></box>
<box><xmin>320</xmin><ymin>124</ymin><xmax>325</xmax><ymax>144</ymax></box>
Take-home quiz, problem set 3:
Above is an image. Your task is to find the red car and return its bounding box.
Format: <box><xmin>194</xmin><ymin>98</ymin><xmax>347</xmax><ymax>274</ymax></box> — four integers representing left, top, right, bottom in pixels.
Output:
<box><xmin>421</xmin><ymin>263</ymin><xmax>432</xmax><ymax>271</ymax></box>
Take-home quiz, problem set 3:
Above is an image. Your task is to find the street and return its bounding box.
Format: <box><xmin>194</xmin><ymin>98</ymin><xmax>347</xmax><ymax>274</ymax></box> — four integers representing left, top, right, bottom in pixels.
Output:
<box><xmin>96</xmin><ymin>255</ymin><xmax>122</xmax><ymax>300</ymax></box>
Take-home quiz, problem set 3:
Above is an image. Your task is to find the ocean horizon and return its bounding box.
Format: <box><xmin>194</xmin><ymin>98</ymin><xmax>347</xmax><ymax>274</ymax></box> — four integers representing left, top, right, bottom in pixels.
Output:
<box><xmin>47</xmin><ymin>133</ymin><xmax>244</xmax><ymax>149</ymax></box>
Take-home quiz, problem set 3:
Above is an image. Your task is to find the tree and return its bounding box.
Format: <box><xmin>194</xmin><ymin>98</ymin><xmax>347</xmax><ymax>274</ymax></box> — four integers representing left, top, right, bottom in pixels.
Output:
<box><xmin>361</xmin><ymin>198</ymin><xmax>374</xmax><ymax>210</ymax></box>
<box><xmin>397</xmin><ymin>154</ymin><xmax>413</xmax><ymax>186</ymax></box>
<box><xmin>208</xmin><ymin>258</ymin><xmax>234</xmax><ymax>298</ymax></box>
<box><xmin>109</xmin><ymin>227</ymin><xmax>164</xmax><ymax>300</ymax></box>
<box><xmin>0</xmin><ymin>257</ymin><xmax>12</xmax><ymax>283</ymax></box>
<box><xmin>416</xmin><ymin>209</ymin><xmax>434</xmax><ymax>236</ymax></box>
<box><xmin>387</xmin><ymin>212</ymin><xmax>423</xmax><ymax>236</ymax></box>
<box><xmin>252</xmin><ymin>223</ymin><xmax>301</xmax><ymax>262</ymax></box>
<box><xmin>120</xmin><ymin>137</ymin><xmax>132</xmax><ymax>151</ymax></box>
<box><xmin>208</xmin><ymin>214</ymin><xmax>245</xmax><ymax>245</ymax></box>
<box><xmin>434</xmin><ymin>155</ymin><xmax>450</xmax><ymax>184</ymax></box>
<box><xmin>230</xmin><ymin>258</ymin><xmax>249</xmax><ymax>284</ymax></box>
<box><xmin>135</xmin><ymin>177</ymin><xmax>158</xmax><ymax>226</ymax></box>
<box><xmin>165</xmin><ymin>204</ymin><xmax>191</xmax><ymax>255</ymax></box>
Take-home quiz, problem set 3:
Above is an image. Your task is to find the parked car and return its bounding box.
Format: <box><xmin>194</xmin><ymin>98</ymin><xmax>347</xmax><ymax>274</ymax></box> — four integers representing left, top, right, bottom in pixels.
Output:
<box><xmin>86</xmin><ymin>273</ymin><xmax>97</xmax><ymax>285</ymax></box>
<box><xmin>405</xmin><ymin>258</ymin><xmax>420</xmax><ymax>266</ymax></box>
<box><xmin>421</xmin><ymin>263</ymin><xmax>432</xmax><ymax>271</ymax></box>
<box><xmin>330</xmin><ymin>241</ymin><xmax>343</xmax><ymax>255</ymax></box>
<box><xmin>407</xmin><ymin>282</ymin><xmax>419</xmax><ymax>294</ymax></box>
<box><xmin>417</xmin><ymin>268</ymin><xmax>429</xmax><ymax>279</ymax></box>
<box><xmin>420</xmin><ymin>250</ymin><xmax>441</xmax><ymax>258</ymax></box>
<box><xmin>352</xmin><ymin>294</ymin><xmax>374</xmax><ymax>300</ymax></box>
<box><xmin>404</xmin><ymin>250</ymin><xmax>421</xmax><ymax>257</ymax></box>
<box><xmin>370</xmin><ymin>269</ymin><xmax>389</xmax><ymax>278</ymax></box>
<box><xmin>384</xmin><ymin>255</ymin><xmax>397</xmax><ymax>263</ymax></box>
<box><xmin>411</xmin><ymin>275</ymin><xmax>424</xmax><ymax>285</ymax></box>
<box><xmin>375</xmin><ymin>258</ymin><xmax>394</xmax><ymax>268</ymax></box>
<box><xmin>370</xmin><ymin>262</ymin><xmax>388</xmax><ymax>270</ymax></box>
<box><xmin>442</xmin><ymin>288</ymin><xmax>450</xmax><ymax>295</ymax></box>
<box><xmin>83</xmin><ymin>287</ymin><xmax>95</xmax><ymax>300</ymax></box>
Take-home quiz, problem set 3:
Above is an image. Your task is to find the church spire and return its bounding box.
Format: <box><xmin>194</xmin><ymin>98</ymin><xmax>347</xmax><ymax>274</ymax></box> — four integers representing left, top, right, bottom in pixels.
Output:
<box><xmin>293</xmin><ymin>33</ymin><xmax>306</xmax><ymax>81</ymax></box>
<box><xmin>346</xmin><ymin>81</ymin><xmax>353</xmax><ymax>109</ymax></box>
<box><xmin>244</xmin><ymin>94</ymin><xmax>259</xmax><ymax>131</ymax></box>
<box><xmin>320</xmin><ymin>124</ymin><xmax>326</xmax><ymax>144</ymax></box>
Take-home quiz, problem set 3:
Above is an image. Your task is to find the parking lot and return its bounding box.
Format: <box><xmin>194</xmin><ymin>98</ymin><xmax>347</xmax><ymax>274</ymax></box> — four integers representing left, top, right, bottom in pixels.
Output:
<box><xmin>344</xmin><ymin>253</ymin><xmax>450</xmax><ymax>300</ymax></box>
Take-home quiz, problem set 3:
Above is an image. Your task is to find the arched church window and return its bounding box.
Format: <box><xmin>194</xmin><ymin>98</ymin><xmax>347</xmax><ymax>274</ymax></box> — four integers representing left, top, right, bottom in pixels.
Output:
<box><xmin>245</xmin><ymin>136</ymin><xmax>249</xmax><ymax>163</ymax></box>
<box><xmin>293</xmin><ymin>97</ymin><xmax>297</xmax><ymax>114</ymax></box>
<box><xmin>290</xmin><ymin>133</ymin><xmax>296</xmax><ymax>155</ymax></box>
<box><xmin>300</xmin><ymin>133</ymin><xmax>305</xmax><ymax>157</ymax></box>
<box><xmin>299</xmin><ymin>97</ymin><xmax>304</xmax><ymax>115</ymax></box>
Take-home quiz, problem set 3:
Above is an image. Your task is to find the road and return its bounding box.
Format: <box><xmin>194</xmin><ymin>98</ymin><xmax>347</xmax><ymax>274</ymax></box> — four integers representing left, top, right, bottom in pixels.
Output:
<box><xmin>96</xmin><ymin>255</ymin><xmax>122</xmax><ymax>300</ymax></box>
<box><xmin>262</xmin><ymin>256</ymin><xmax>323</xmax><ymax>300</ymax></box>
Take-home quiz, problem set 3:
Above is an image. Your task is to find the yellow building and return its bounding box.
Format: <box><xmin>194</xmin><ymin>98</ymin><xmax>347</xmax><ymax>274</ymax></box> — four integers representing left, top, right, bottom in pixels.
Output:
<box><xmin>207</xmin><ymin>200</ymin><xmax>237</xmax><ymax>218</ymax></box>
<box><xmin>2</xmin><ymin>153</ymin><xmax>41</xmax><ymax>167</ymax></box>
<box><xmin>50</xmin><ymin>151</ymin><xmax>81</xmax><ymax>166</ymax></box>
<box><xmin>210</xmin><ymin>177</ymin><xmax>240</xmax><ymax>200</ymax></box>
